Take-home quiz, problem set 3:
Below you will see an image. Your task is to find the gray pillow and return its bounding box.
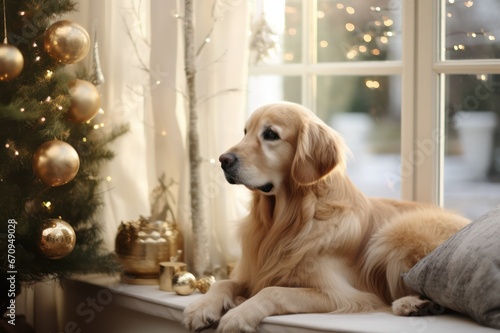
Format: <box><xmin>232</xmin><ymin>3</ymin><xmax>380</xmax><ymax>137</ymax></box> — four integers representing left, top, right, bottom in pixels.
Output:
<box><xmin>403</xmin><ymin>204</ymin><xmax>500</xmax><ymax>329</ymax></box>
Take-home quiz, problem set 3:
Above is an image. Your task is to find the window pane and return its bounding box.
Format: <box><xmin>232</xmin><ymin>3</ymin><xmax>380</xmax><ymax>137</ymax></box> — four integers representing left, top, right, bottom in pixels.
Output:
<box><xmin>443</xmin><ymin>74</ymin><xmax>500</xmax><ymax>219</ymax></box>
<box><xmin>317</xmin><ymin>1</ymin><xmax>402</xmax><ymax>62</ymax></box>
<box><xmin>443</xmin><ymin>0</ymin><xmax>500</xmax><ymax>60</ymax></box>
<box><xmin>317</xmin><ymin>75</ymin><xmax>401</xmax><ymax>198</ymax></box>
<box><xmin>247</xmin><ymin>76</ymin><xmax>301</xmax><ymax>113</ymax></box>
<box><xmin>250</xmin><ymin>0</ymin><xmax>302</xmax><ymax>65</ymax></box>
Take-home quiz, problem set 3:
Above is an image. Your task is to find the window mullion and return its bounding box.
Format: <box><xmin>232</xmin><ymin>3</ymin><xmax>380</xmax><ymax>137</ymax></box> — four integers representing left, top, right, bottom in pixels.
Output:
<box><xmin>414</xmin><ymin>0</ymin><xmax>442</xmax><ymax>205</ymax></box>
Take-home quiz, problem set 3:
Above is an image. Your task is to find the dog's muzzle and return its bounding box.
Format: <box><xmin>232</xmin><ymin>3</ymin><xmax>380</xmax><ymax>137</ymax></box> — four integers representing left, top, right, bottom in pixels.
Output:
<box><xmin>219</xmin><ymin>153</ymin><xmax>274</xmax><ymax>193</ymax></box>
<box><xmin>219</xmin><ymin>152</ymin><xmax>239</xmax><ymax>184</ymax></box>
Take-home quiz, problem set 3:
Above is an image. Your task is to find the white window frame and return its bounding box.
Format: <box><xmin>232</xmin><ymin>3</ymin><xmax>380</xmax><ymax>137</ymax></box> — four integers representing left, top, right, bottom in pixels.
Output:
<box><xmin>249</xmin><ymin>0</ymin><xmax>500</xmax><ymax>206</ymax></box>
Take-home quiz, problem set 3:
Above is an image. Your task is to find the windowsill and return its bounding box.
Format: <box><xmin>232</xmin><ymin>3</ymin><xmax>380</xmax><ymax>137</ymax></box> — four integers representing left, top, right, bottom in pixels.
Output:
<box><xmin>62</xmin><ymin>274</ymin><xmax>496</xmax><ymax>333</ymax></box>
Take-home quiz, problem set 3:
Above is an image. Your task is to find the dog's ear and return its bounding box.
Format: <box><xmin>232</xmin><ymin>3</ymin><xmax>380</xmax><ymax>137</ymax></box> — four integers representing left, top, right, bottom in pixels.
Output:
<box><xmin>291</xmin><ymin>120</ymin><xmax>345</xmax><ymax>185</ymax></box>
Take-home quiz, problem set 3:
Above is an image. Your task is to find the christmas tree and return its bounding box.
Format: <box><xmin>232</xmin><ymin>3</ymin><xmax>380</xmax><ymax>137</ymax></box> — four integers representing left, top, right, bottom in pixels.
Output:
<box><xmin>0</xmin><ymin>0</ymin><xmax>126</xmax><ymax>314</ymax></box>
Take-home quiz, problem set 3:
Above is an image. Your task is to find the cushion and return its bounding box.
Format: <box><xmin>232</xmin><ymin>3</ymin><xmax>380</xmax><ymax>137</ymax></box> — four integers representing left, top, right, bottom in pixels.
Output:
<box><xmin>403</xmin><ymin>204</ymin><xmax>500</xmax><ymax>329</ymax></box>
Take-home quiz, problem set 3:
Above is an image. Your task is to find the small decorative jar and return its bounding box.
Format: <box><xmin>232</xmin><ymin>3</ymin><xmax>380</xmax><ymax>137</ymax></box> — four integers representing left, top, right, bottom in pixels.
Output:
<box><xmin>115</xmin><ymin>216</ymin><xmax>183</xmax><ymax>284</ymax></box>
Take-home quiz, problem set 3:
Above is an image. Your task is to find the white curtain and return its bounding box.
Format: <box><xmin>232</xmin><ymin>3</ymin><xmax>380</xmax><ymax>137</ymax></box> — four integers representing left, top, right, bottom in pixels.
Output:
<box><xmin>31</xmin><ymin>0</ymin><xmax>250</xmax><ymax>331</ymax></box>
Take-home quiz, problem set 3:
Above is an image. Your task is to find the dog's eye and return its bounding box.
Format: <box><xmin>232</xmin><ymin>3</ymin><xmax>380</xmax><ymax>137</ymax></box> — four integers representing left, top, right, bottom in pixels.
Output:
<box><xmin>262</xmin><ymin>128</ymin><xmax>280</xmax><ymax>141</ymax></box>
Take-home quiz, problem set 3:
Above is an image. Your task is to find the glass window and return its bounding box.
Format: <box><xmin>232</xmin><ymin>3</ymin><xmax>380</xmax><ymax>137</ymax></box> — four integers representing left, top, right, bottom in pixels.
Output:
<box><xmin>317</xmin><ymin>75</ymin><xmax>401</xmax><ymax>198</ymax></box>
<box><xmin>317</xmin><ymin>0</ymin><xmax>402</xmax><ymax>62</ymax></box>
<box><xmin>443</xmin><ymin>0</ymin><xmax>500</xmax><ymax>60</ymax></box>
<box><xmin>247</xmin><ymin>76</ymin><xmax>302</xmax><ymax>112</ymax></box>
<box><xmin>443</xmin><ymin>74</ymin><xmax>500</xmax><ymax>218</ymax></box>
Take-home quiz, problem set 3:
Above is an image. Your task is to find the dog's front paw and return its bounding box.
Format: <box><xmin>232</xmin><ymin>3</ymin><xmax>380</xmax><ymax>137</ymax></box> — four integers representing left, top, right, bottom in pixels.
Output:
<box><xmin>183</xmin><ymin>296</ymin><xmax>225</xmax><ymax>331</ymax></box>
<box><xmin>392</xmin><ymin>295</ymin><xmax>445</xmax><ymax>316</ymax></box>
<box><xmin>217</xmin><ymin>307</ymin><xmax>259</xmax><ymax>333</ymax></box>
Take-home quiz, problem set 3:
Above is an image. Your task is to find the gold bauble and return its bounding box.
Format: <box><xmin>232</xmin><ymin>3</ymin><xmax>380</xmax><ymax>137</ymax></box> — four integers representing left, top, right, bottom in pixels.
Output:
<box><xmin>0</xmin><ymin>43</ymin><xmax>24</xmax><ymax>81</ymax></box>
<box><xmin>67</xmin><ymin>79</ymin><xmax>101</xmax><ymax>123</ymax></box>
<box><xmin>196</xmin><ymin>275</ymin><xmax>216</xmax><ymax>294</ymax></box>
<box><xmin>44</xmin><ymin>20</ymin><xmax>90</xmax><ymax>64</ymax></box>
<box><xmin>37</xmin><ymin>219</ymin><xmax>76</xmax><ymax>259</ymax></box>
<box><xmin>33</xmin><ymin>140</ymin><xmax>80</xmax><ymax>187</ymax></box>
<box><xmin>172</xmin><ymin>272</ymin><xmax>197</xmax><ymax>296</ymax></box>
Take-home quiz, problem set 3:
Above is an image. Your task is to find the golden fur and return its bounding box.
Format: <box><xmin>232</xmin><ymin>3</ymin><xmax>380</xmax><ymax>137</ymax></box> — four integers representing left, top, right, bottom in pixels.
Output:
<box><xmin>183</xmin><ymin>102</ymin><xmax>469</xmax><ymax>332</ymax></box>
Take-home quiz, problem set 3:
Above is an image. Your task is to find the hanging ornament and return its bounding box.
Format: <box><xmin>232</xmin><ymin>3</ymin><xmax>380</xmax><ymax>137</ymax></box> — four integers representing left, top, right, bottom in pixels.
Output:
<box><xmin>0</xmin><ymin>0</ymin><xmax>24</xmax><ymax>81</ymax></box>
<box><xmin>0</xmin><ymin>43</ymin><xmax>24</xmax><ymax>81</ymax></box>
<box><xmin>249</xmin><ymin>14</ymin><xmax>278</xmax><ymax>65</ymax></box>
<box><xmin>67</xmin><ymin>79</ymin><xmax>101</xmax><ymax>123</ymax></box>
<box><xmin>33</xmin><ymin>140</ymin><xmax>80</xmax><ymax>186</ymax></box>
<box><xmin>44</xmin><ymin>20</ymin><xmax>90</xmax><ymax>64</ymax></box>
<box><xmin>91</xmin><ymin>26</ymin><xmax>105</xmax><ymax>86</ymax></box>
<box><xmin>36</xmin><ymin>218</ymin><xmax>76</xmax><ymax>259</ymax></box>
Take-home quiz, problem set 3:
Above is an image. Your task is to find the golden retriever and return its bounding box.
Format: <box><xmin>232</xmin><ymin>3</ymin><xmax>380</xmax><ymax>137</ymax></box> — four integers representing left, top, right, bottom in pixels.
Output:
<box><xmin>183</xmin><ymin>101</ymin><xmax>469</xmax><ymax>332</ymax></box>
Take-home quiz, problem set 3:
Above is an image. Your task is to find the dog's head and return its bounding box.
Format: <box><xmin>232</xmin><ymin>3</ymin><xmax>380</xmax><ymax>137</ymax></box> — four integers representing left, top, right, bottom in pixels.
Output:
<box><xmin>219</xmin><ymin>102</ymin><xmax>347</xmax><ymax>195</ymax></box>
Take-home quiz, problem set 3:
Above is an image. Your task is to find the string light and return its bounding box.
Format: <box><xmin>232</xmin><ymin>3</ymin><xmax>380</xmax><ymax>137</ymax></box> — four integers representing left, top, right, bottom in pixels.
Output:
<box><xmin>319</xmin><ymin>40</ymin><xmax>328</xmax><ymax>48</ymax></box>
<box><xmin>346</xmin><ymin>6</ymin><xmax>355</xmax><ymax>14</ymax></box>
<box><xmin>366</xmin><ymin>80</ymin><xmax>380</xmax><ymax>89</ymax></box>
<box><xmin>317</xmin><ymin>10</ymin><xmax>325</xmax><ymax>19</ymax></box>
<box><xmin>19</xmin><ymin>108</ymin><xmax>24</xmax><ymax>112</ymax></box>
<box><xmin>345</xmin><ymin>23</ymin><xmax>355</xmax><ymax>32</ymax></box>
<box><xmin>380</xmin><ymin>36</ymin><xmax>389</xmax><ymax>44</ymax></box>
<box><xmin>363</xmin><ymin>34</ymin><xmax>372</xmax><ymax>42</ymax></box>
<box><xmin>106</xmin><ymin>176</ymin><xmax>112</xmax><ymax>182</ymax></box>
<box><xmin>464</xmin><ymin>1</ymin><xmax>473</xmax><ymax>7</ymax></box>
<box><xmin>336</xmin><ymin>3</ymin><xmax>344</xmax><ymax>10</ymax></box>
<box><xmin>161</xmin><ymin>130</ymin><xmax>167</xmax><ymax>136</ymax></box>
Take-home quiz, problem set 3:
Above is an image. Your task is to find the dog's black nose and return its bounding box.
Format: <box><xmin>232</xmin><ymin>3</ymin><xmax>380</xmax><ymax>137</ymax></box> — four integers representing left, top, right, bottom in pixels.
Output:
<box><xmin>219</xmin><ymin>153</ymin><xmax>238</xmax><ymax>171</ymax></box>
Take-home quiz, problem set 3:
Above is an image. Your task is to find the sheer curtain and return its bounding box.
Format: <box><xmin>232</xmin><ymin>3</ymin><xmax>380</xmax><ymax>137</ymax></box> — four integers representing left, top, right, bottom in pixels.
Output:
<box><xmin>31</xmin><ymin>0</ymin><xmax>250</xmax><ymax>331</ymax></box>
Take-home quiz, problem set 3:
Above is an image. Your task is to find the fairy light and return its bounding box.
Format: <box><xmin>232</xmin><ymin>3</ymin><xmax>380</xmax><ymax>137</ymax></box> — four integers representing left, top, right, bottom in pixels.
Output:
<box><xmin>319</xmin><ymin>40</ymin><xmax>328</xmax><ymax>48</ymax></box>
<box><xmin>57</xmin><ymin>105</ymin><xmax>63</xmax><ymax>110</ymax></box>
<box><xmin>19</xmin><ymin>11</ymin><xmax>25</xmax><ymax>16</ymax></box>
<box><xmin>43</xmin><ymin>201</ymin><xmax>52</xmax><ymax>209</ymax></box>
<box><xmin>210</xmin><ymin>158</ymin><xmax>216</xmax><ymax>164</ymax></box>
<box><xmin>447</xmin><ymin>13</ymin><xmax>452</xmax><ymax>18</ymax></box>
<box><xmin>336</xmin><ymin>3</ymin><xmax>344</xmax><ymax>9</ymax></box>
<box><xmin>40</xmin><ymin>117</ymin><xmax>46</xmax><ymax>123</ymax></box>
<box><xmin>161</xmin><ymin>130</ymin><xmax>167</xmax><ymax>136</ymax></box>
<box><xmin>489</xmin><ymin>35</ymin><xmax>496</xmax><ymax>41</ymax></box>
<box><xmin>35</xmin><ymin>56</ymin><xmax>40</xmax><ymax>61</ymax></box>
<box><xmin>93</xmin><ymin>124</ymin><xmax>99</xmax><ymax>130</ymax></box>
<box><xmin>346</xmin><ymin>6</ymin><xmax>355</xmax><ymax>14</ymax></box>
<box><xmin>82</xmin><ymin>137</ymin><xmax>87</xmax><ymax>142</ymax></box>
<box><xmin>359</xmin><ymin>45</ymin><xmax>367</xmax><ymax>52</ymax></box>
<box><xmin>464</xmin><ymin>1</ymin><xmax>473</xmax><ymax>7</ymax></box>
<box><xmin>346</xmin><ymin>49</ymin><xmax>358</xmax><ymax>59</ymax></box>
<box><xmin>5</xmin><ymin>143</ymin><xmax>10</xmax><ymax>148</ymax></box>
<box><xmin>366</xmin><ymin>80</ymin><xmax>380</xmax><ymax>89</ymax></box>
<box><xmin>106</xmin><ymin>176</ymin><xmax>112</xmax><ymax>182</ymax></box>
<box><xmin>32</xmin><ymin>42</ymin><xmax>37</xmax><ymax>47</ymax></box>
<box><xmin>19</xmin><ymin>108</ymin><xmax>24</xmax><ymax>112</ymax></box>
<box><xmin>284</xmin><ymin>53</ymin><xmax>294</xmax><ymax>61</ymax></box>
<box><xmin>345</xmin><ymin>23</ymin><xmax>355</xmax><ymax>32</ymax></box>
<box><xmin>384</xmin><ymin>19</ymin><xmax>394</xmax><ymax>27</ymax></box>
<box><xmin>371</xmin><ymin>48</ymin><xmax>381</xmax><ymax>56</ymax></box>
<box><xmin>45</xmin><ymin>70</ymin><xmax>53</xmax><ymax>79</ymax></box>
<box><xmin>317</xmin><ymin>10</ymin><xmax>325</xmax><ymax>19</ymax></box>
<box><xmin>363</xmin><ymin>34</ymin><xmax>372</xmax><ymax>42</ymax></box>
<box><xmin>380</xmin><ymin>36</ymin><xmax>389</xmax><ymax>44</ymax></box>
<box><xmin>288</xmin><ymin>28</ymin><xmax>297</xmax><ymax>35</ymax></box>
